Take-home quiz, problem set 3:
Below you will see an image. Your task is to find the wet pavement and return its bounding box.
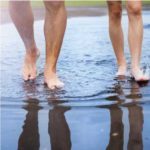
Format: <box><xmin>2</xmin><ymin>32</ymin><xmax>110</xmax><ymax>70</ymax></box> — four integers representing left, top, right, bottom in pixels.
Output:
<box><xmin>1</xmin><ymin>11</ymin><xmax>150</xmax><ymax>150</ymax></box>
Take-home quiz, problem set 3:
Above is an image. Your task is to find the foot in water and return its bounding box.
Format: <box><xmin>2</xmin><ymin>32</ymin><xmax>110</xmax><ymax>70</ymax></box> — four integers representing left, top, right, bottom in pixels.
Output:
<box><xmin>116</xmin><ymin>65</ymin><xmax>127</xmax><ymax>76</ymax></box>
<box><xmin>44</xmin><ymin>68</ymin><xmax>64</xmax><ymax>90</ymax></box>
<box><xmin>131</xmin><ymin>67</ymin><xmax>150</xmax><ymax>82</ymax></box>
<box><xmin>22</xmin><ymin>48</ymin><xmax>40</xmax><ymax>81</ymax></box>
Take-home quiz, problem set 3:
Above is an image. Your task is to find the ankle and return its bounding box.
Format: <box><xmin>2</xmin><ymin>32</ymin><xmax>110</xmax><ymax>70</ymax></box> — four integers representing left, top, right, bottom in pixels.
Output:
<box><xmin>118</xmin><ymin>65</ymin><xmax>126</xmax><ymax>69</ymax></box>
<box><xmin>118</xmin><ymin>63</ymin><xmax>127</xmax><ymax>69</ymax></box>
<box><xmin>45</xmin><ymin>65</ymin><xmax>56</xmax><ymax>73</ymax></box>
<box><xmin>117</xmin><ymin>59</ymin><xmax>126</xmax><ymax>67</ymax></box>
<box><xmin>26</xmin><ymin>46</ymin><xmax>39</xmax><ymax>55</ymax></box>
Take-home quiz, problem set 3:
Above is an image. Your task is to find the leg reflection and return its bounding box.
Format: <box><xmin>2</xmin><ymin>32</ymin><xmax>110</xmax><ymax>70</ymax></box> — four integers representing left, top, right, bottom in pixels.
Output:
<box><xmin>128</xmin><ymin>106</ymin><xmax>143</xmax><ymax>150</ymax></box>
<box><xmin>106</xmin><ymin>107</ymin><xmax>124</xmax><ymax>150</ymax></box>
<box><xmin>48</xmin><ymin>106</ymin><xmax>71</xmax><ymax>150</ymax></box>
<box><xmin>18</xmin><ymin>98</ymin><xmax>42</xmax><ymax>150</ymax></box>
<box><xmin>127</xmin><ymin>80</ymin><xmax>144</xmax><ymax>150</ymax></box>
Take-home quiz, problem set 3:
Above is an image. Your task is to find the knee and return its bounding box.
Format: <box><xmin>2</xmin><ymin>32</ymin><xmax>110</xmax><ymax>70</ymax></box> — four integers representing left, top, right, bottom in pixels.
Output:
<box><xmin>44</xmin><ymin>1</ymin><xmax>65</xmax><ymax>13</ymax></box>
<box><xmin>127</xmin><ymin>4</ymin><xmax>142</xmax><ymax>16</ymax></box>
<box><xmin>109</xmin><ymin>6</ymin><xmax>122</xmax><ymax>21</ymax></box>
<box><xmin>110</xmin><ymin>9</ymin><xmax>122</xmax><ymax>19</ymax></box>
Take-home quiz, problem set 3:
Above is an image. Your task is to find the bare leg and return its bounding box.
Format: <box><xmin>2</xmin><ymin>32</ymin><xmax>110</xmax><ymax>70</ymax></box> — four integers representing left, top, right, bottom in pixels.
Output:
<box><xmin>107</xmin><ymin>1</ymin><xmax>127</xmax><ymax>76</ymax></box>
<box><xmin>43</xmin><ymin>1</ymin><xmax>67</xmax><ymax>89</ymax></box>
<box><xmin>9</xmin><ymin>1</ymin><xmax>40</xmax><ymax>81</ymax></box>
<box><xmin>127</xmin><ymin>1</ymin><xmax>149</xmax><ymax>81</ymax></box>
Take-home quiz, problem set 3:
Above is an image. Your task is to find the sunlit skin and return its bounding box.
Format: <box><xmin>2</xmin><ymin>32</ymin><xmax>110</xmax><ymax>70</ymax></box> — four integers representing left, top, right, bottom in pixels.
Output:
<box><xmin>43</xmin><ymin>1</ymin><xmax>66</xmax><ymax>89</ymax></box>
<box><xmin>9</xmin><ymin>1</ymin><xmax>66</xmax><ymax>89</ymax></box>
<box><xmin>107</xmin><ymin>0</ymin><xmax>149</xmax><ymax>81</ymax></box>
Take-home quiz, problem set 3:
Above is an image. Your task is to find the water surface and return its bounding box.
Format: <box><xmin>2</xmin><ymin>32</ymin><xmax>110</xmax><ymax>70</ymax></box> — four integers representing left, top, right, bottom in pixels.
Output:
<box><xmin>1</xmin><ymin>12</ymin><xmax>150</xmax><ymax>150</ymax></box>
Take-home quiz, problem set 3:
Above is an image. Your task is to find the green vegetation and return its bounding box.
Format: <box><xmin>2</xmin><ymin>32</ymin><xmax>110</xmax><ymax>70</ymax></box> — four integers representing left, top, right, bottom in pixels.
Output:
<box><xmin>1</xmin><ymin>0</ymin><xmax>150</xmax><ymax>8</ymax></box>
<box><xmin>31</xmin><ymin>1</ymin><xmax>106</xmax><ymax>8</ymax></box>
<box><xmin>66</xmin><ymin>1</ymin><xmax>106</xmax><ymax>7</ymax></box>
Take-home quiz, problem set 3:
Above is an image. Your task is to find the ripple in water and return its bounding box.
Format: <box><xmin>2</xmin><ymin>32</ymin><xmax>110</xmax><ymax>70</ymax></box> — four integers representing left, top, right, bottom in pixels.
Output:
<box><xmin>0</xmin><ymin>13</ymin><xmax>150</xmax><ymax>109</ymax></box>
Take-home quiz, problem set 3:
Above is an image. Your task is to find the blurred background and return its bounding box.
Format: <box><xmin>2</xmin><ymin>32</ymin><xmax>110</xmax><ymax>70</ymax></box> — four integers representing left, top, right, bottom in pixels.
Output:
<box><xmin>1</xmin><ymin>0</ymin><xmax>150</xmax><ymax>24</ymax></box>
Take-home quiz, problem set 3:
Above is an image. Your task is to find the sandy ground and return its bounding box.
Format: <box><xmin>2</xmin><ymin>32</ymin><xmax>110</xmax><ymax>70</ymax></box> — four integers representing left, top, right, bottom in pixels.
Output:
<box><xmin>0</xmin><ymin>7</ymin><xmax>108</xmax><ymax>24</ymax></box>
<box><xmin>1</xmin><ymin>6</ymin><xmax>150</xmax><ymax>24</ymax></box>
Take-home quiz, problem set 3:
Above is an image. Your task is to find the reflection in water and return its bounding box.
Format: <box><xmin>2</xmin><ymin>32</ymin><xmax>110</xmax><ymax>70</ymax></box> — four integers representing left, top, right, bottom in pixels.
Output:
<box><xmin>48</xmin><ymin>106</ymin><xmax>71</xmax><ymax>150</ymax></box>
<box><xmin>18</xmin><ymin>83</ymin><xmax>42</xmax><ymax>150</ymax></box>
<box><xmin>106</xmin><ymin>107</ymin><xmax>124</xmax><ymax>150</ymax></box>
<box><xmin>106</xmin><ymin>105</ymin><xmax>143</xmax><ymax>150</ymax></box>
<box><xmin>106</xmin><ymin>78</ymin><xmax>144</xmax><ymax>150</ymax></box>
<box><xmin>18</xmin><ymin>83</ymin><xmax>71</xmax><ymax>150</ymax></box>
<box><xmin>17</xmin><ymin>78</ymin><xmax>146</xmax><ymax>150</ymax></box>
<box><xmin>18</xmin><ymin>98</ymin><xmax>41</xmax><ymax>150</ymax></box>
<box><xmin>128</xmin><ymin>106</ymin><xmax>143</xmax><ymax>150</ymax></box>
<box><xmin>17</xmin><ymin>98</ymin><xmax>71</xmax><ymax>150</ymax></box>
<box><xmin>127</xmin><ymin>81</ymin><xmax>143</xmax><ymax>150</ymax></box>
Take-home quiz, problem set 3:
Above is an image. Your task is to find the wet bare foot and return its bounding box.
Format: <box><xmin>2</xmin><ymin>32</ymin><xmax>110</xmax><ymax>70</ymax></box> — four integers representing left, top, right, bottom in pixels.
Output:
<box><xmin>131</xmin><ymin>67</ymin><xmax>149</xmax><ymax>82</ymax></box>
<box><xmin>22</xmin><ymin>48</ymin><xmax>40</xmax><ymax>81</ymax></box>
<box><xmin>116</xmin><ymin>65</ymin><xmax>127</xmax><ymax>76</ymax></box>
<box><xmin>44</xmin><ymin>68</ymin><xmax>64</xmax><ymax>90</ymax></box>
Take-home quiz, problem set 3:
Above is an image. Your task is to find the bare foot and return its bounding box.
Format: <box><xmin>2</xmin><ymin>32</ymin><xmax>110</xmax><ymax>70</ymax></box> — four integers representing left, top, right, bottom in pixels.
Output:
<box><xmin>131</xmin><ymin>67</ymin><xmax>149</xmax><ymax>82</ymax></box>
<box><xmin>22</xmin><ymin>48</ymin><xmax>40</xmax><ymax>81</ymax></box>
<box><xmin>44</xmin><ymin>68</ymin><xmax>64</xmax><ymax>90</ymax></box>
<box><xmin>116</xmin><ymin>65</ymin><xmax>127</xmax><ymax>76</ymax></box>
